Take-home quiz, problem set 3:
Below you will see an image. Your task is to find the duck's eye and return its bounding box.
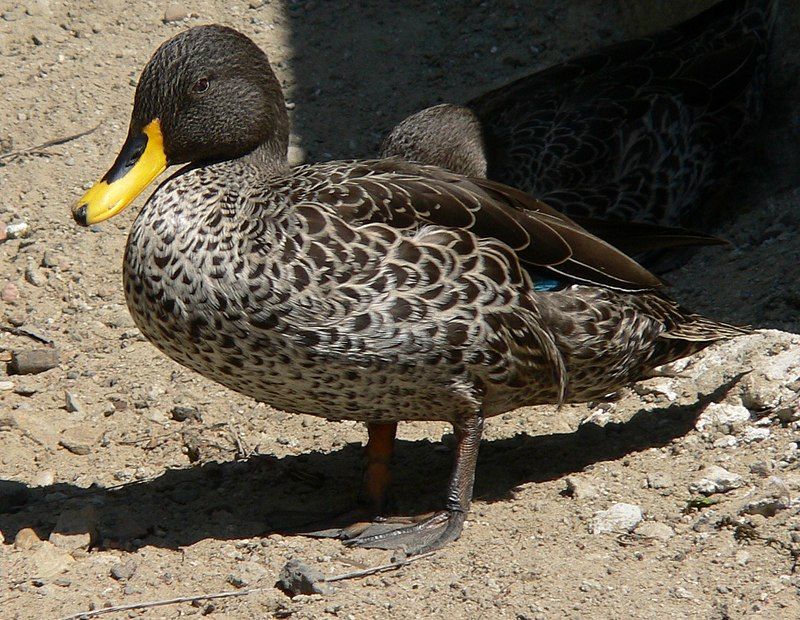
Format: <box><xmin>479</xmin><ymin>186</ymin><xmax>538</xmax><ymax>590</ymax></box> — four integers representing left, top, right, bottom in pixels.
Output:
<box><xmin>192</xmin><ymin>78</ymin><xmax>210</xmax><ymax>93</ymax></box>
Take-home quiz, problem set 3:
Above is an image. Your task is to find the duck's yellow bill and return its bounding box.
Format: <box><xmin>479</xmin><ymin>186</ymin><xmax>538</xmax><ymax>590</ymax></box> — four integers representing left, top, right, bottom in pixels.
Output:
<box><xmin>73</xmin><ymin>119</ymin><xmax>166</xmax><ymax>226</ymax></box>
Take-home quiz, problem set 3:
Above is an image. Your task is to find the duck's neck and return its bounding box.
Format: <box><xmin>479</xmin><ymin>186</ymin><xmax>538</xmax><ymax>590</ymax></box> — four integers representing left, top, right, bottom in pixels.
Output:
<box><xmin>228</xmin><ymin>137</ymin><xmax>291</xmax><ymax>179</ymax></box>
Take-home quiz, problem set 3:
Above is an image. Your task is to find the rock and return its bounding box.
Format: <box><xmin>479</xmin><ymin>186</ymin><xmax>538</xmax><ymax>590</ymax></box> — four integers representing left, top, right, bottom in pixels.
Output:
<box><xmin>564</xmin><ymin>475</ymin><xmax>599</xmax><ymax>500</ymax></box>
<box><xmin>171</xmin><ymin>405</ymin><xmax>202</xmax><ymax>422</ymax></box>
<box><xmin>743</xmin><ymin>427</ymin><xmax>770</xmax><ymax>443</ymax></box>
<box><xmin>646</xmin><ymin>472</ymin><xmax>673</xmax><ymax>490</ymax></box>
<box><xmin>695</xmin><ymin>403</ymin><xmax>750</xmax><ymax>434</ymax></box>
<box><xmin>32</xmin><ymin>470</ymin><xmax>55</xmax><ymax>487</ymax></box>
<box><xmin>227</xmin><ymin>560</ymin><xmax>268</xmax><ymax>588</ymax></box>
<box><xmin>589</xmin><ymin>503</ymin><xmax>643</xmax><ymax>534</ymax></box>
<box><xmin>277</xmin><ymin>559</ymin><xmax>333</xmax><ymax>596</ymax></box>
<box><xmin>749</xmin><ymin>461</ymin><xmax>772</xmax><ymax>478</ymax></box>
<box><xmin>249</xmin><ymin>0</ymin><xmax>264</xmax><ymax>8</ymax></box>
<box><xmin>41</xmin><ymin>250</ymin><xmax>61</xmax><ymax>269</ymax></box>
<box><xmin>65</xmin><ymin>391</ymin><xmax>82</xmax><ymax>413</ymax></box>
<box><xmin>635</xmin><ymin>521</ymin><xmax>674</xmax><ymax>542</ymax></box>
<box><xmin>0</xmin><ymin>380</ymin><xmax>14</xmax><ymax>391</ymax></box>
<box><xmin>59</xmin><ymin>426</ymin><xmax>100</xmax><ymax>456</ymax></box>
<box><xmin>689</xmin><ymin>465</ymin><xmax>744</xmax><ymax>495</ymax></box>
<box><xmin>31</xmin><ymin>542</ymin><xmax>74</xmax><ymax>580</ymax></box>
<box><xmin>9</xmin><ymin>348</ymin><xmax>59</xmax><ymax>375</ymax></box>
<box><xmin>49</xmin><ymin>505</ymin><xmax>98</xmax><ymax>551</ymax></box>
<box><xmin>110</xmin><ymin>559</ymin><xmax>138</xmax><ymax>581</ymax></box>
<box><xmin>1</xmin><ymin>282</ymin><xmax>19</xmax><ymax>303</ymax></box>
<box><xmin>740</xmin><ymin>477</ymin><xmax>792</xmax><ymax>517</ymax></box>
<box><xmin>287</xmin><ymin>144</ymin><xmax>305</xmax><ymax>166</ymax></box>
<box><xmin>735</xmin><ymin>550</ymin><xmax>750</xmax><ymax>566</ymax></box>
<box><xmin>163</xmin><ymin>3</ymin><xmax>190</xmax><ymax>22</ymax></box>
<box><xmin>24</xmin><ymin>264</ymin><xmax>47</xmax><ymax>287</ymax></box>
<box><xmin>14</xmin><ymin>527</ymin><xmax>42</xmax><ymax>550</ymax></box>
<box><xmin>776</xmin><ymin>398</ymin><xmax>800</xmax><ymax>424</ymax></box>
<box><xmin>739</xmin><ymin>372</ymin><xmax>785</xmax><ymax>411</ymax></box>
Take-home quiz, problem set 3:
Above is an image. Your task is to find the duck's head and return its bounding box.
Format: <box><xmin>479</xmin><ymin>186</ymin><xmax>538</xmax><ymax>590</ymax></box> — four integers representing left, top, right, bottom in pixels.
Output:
<box><xmin>380</xmin><ymin>104</ymin><xmax>488</xmax><ymax>178</ymax></box>
<box><xmin>73</xmin><ymin>25</ymin><xmax>288</xmax><ymax>226</ymax></box>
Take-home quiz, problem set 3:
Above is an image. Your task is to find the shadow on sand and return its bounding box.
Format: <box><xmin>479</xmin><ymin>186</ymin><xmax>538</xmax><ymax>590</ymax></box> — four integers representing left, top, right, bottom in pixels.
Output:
<box><xmin>0</xmin><ymin>379</ymin><xmax>737</xmax><ymax>551</ymax></box>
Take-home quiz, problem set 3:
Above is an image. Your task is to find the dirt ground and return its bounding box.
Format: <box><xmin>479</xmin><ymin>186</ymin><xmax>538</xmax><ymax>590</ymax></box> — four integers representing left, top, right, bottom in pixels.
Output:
<box><xmin>1</xmin><ymin>1</ymin><xmax>799</xmax><ymax>618</ymax></box>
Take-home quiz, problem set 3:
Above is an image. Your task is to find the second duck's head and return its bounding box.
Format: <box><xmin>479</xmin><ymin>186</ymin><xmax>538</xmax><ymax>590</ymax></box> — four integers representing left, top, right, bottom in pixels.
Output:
<box><xmin>73</xmin><ymin>25</ymin><xmax>288</xmax><ymax>226</ymax></box>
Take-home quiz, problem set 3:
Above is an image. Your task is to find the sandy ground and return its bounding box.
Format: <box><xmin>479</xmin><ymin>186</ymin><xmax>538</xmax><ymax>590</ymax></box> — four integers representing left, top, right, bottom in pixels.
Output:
<box><xmin>1</xmin><ymin>1</ymin><xmax>799</xmax><ymax>618</ymax></box>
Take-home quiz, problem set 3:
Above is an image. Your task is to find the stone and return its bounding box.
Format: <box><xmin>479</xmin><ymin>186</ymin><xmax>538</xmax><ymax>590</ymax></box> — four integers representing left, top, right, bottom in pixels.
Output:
<box><xmin>277</xmin><ymin>559</ymin><xmax>333</xmax><ymax>596</ymax></box>
<box><xmin>287</xmin><ymin>144</ymin><xmax>305</xmax><ymax>167</ymax></box>
<box><xmin>163</xmin><ymin>4</ymin><xmax>190</xmax><ymax>22</ymax></box>
<box><xmin>635</xmin><ymin>521</ymin><xmax>674</xmax><ymax>542</ymax></box>
<box><xmin>33</xmin><ymin>471</ymin><xmax>55</xmax><ymax>487</ymax></box>
<box><xmin>59</xmin><ymin>426</ymin><xmax>99</xmax><ymax>456</ymax></box>
<box><xmin>227</xmin><ymin>560</ymin><xmax>268</xmax><ymax>588</ymax></box>
<box><xmin>24</xmin><ymin>265</ymin><xmax>47</xmax><ymax>287</ymax></box>
<box><xmin>49</xmin><ymin>505</ymin><xmax>98</xmax><ymax>551</ymax></box>
<box><xmin>0</xmin><ymin>380</ymin><xmax>13</xmax><ymax>391</ymax></box>
<box><xmin>31</xmin><ymin>542</ymin><xmax>74</xmax><ymax>580</ymax></box>
<box><xmin>65</xmin><ymin>391</ymin><xmax>82</xmax><ymax>413</ymax></box>
<box><xmin>739</xmin><ymin>373</ymin><xmax>784</xmax><ymax>411</ymax></box>
<box><xmin>564</xmin><ymin>476</ymin><xmax>599</xmax><ymax>500</ymax></box>
<box><xmin>9</xmin><ymin>348</ymin><xmax>59</xmax><ymax>375</ymax></box>
<box><xmin>646</xmin><ymin>472</ymin><xmax>673</xmax><ymax>490</ymax></box>
<box><xmin>695</xmin><ymin>403</ymin><xmax>750</xmax><ymax>434</ymax></box>
<box><xmin>14</xmin><ymin>527</ymin><xmax>42</xmax><ymax>549</ymax></box>
<box><xmin>689</xmin><ymin>465</ymin><xmax>744</xmax><ymax>495</ymax></box>
<box><xmin>110</xmin><ymin>559</ymin><xmax>138</xmax><ymax>581</ymax></box>
<box><xmin>743</xmin><ymin>427</ymin><xmax>770</xmax><ymax>443</ymax></box>
<box><xmin>589</xmin><ymin>503</ymin><xmax>643</xmax><ymax>534</ymax></box>
<box><xmin>171</xmin><ymin>405</ymin><xmax>202</xmax><ymax>422</ymax></box>
<box><xmin>740</xmin><ymin>477</ymin><xmax>792</xmax><ymax>518</ymax></box>
<box><xmin>1</xmin><ymin>282</ymin><xmax>19</xmax><ymax>303</ymax></box>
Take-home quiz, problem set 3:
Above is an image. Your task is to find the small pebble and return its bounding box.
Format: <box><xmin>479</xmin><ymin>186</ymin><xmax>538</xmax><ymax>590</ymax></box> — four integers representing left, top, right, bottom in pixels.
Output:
<box><xmin>163</xmin><ymin>4</ymin><xmax>190</xmax><ymax>22</ymax></box>
<box><xmin>564</xmin><ymin>476</ymin><xmax>598</xmax><ymax>500</ymax></box>
<box><xmin>1</xmin><ymin>282</ymin><xmax>19</xmax><ymax>303</ymax></box>
<box><xmin>14</xmin><ymin>527</ymin><xmax>41</xmax><ymax>549</ymax></box>
<box><xmin>277</xmin><ymin>559</ymin><xmax>333</xmax><ymax>596</ymax></box>
<box><xmin>110</xmin><ymin>559</ymin><xmax>138</xmax><ymax>581</ymax></box>
<box><xmin>65</xmin><ymin>391</ymin><xmax>82</xmax><ymax>413</ymax></box>
<box><xmin>24</xmin><ymin>265</ymin><xmax>47</xmax><ymax>287</ymax></box>
<box><xmin>9</xmin><ymin>349</ymin><xmax>59</xmax><ymax>375</ymax></box>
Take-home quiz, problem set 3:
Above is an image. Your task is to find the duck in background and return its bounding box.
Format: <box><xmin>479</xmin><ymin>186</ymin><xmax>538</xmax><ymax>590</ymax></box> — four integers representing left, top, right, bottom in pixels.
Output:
<box><xmin>381</xmin><ymin>0</ymin><xmax>777</xmax><ymax>231</ymax></box>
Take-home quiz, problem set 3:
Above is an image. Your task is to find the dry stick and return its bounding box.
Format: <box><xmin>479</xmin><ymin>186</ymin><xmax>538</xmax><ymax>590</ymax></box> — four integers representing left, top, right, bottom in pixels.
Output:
<box><xmin>0</xmin><ymin>124</ymin><xmax>100</xmax><ymax>162</ymax></box>
<box><xmin>57</xmin><ymin>588</ymin><xmax>261</xmax><ymax>620</ymax></box>
<box><xmin>324</xmin><ymin>550</ymin><xmax>436</xmax><ymax>582</ymax></box>
<box><xmin>57</xmin><ymin>552</ymin><xmax>436</xmax><ymax>619</ymax></box>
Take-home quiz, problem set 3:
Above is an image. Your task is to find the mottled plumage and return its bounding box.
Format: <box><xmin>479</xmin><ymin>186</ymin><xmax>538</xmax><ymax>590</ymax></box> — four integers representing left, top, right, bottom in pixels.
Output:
<box><xmin>75</xmin><ymin>25</ymin><xmax>748</xmax><ymax>554</ymax></box>
<box><xmin>381</xmin><ymin>0</ymin><xmax>777</xmax><ymax>228</ymax></box>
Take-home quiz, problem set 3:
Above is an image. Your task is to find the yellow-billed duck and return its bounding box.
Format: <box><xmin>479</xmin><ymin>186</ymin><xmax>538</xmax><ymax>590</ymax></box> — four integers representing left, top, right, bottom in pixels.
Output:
<box><xmin>72</xmin><ymin>25</ymin><xmax>749</xmax><ymax>554</ymax></box>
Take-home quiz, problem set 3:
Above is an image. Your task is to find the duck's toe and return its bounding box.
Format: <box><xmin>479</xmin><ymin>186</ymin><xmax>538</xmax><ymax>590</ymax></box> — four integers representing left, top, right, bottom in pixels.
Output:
<box><xmin>344</xmin><ymin>509</ymin><xmax>466</xmax><ymax>555</ymax></box>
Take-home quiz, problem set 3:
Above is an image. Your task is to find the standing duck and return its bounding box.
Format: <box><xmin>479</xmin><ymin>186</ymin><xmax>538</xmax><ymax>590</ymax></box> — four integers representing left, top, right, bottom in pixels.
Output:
<box><xmin>381</xmin><ymin>0</ymin><xmax>777</xmax><ymax>229</ymax></box>
<box><xmin>73</xmin><ymin>26</ymin><xmax>748</xmax><ymax>554</ymax></box>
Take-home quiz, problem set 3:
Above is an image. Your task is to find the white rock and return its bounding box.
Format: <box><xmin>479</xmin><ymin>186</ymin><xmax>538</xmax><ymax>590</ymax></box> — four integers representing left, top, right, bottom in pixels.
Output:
<box><xmin>743</xmin><ymin>427</ymin><xmax>771</xmax><ymax>443</ymax></box>
<box><xmin>689</xmin><ymin>465</ymin><xmax>744</xmax><ymax>495</ymax></box>
<box><xmin>590</xmin><ymin>503</ymin><xmax>643</xmax><ymax>534</ymax></box>
<box><xmin>712</xmin><ymin>435</ymin><xmax>739</xmax><ymax>448</ymax></box>
<box><xmin>695</xmin><ymin>403</ymin><xmax>750</xmax><ymax>434</ymax></box>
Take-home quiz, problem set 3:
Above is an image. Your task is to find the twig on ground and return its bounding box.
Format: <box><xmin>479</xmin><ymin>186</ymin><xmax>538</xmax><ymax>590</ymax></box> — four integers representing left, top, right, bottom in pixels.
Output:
<box><xmin>57</xmin><ymin>588</ymin><xmax>261</xmax><ymax>620</ymax></box>
<box><xmin>324</xmin><ymin>551</ymin><xmax>436</xmax><ymax>582</ymax></box>
<box><xmin>0</xmin><ymin>124</ymin><xmax>100</xmax><ymax>163</ymax></box>
<box><xmin>57</xmin><ymin>552</ymin><xmax>436</xmax><ymax>619</ymax></box>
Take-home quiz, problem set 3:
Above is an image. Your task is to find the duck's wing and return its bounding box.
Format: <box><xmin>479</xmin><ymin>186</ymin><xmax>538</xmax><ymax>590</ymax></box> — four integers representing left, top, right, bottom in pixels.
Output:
<box><xmin>291</xmin><ymin>159</ymin><xmax>663</xmax><ymax>292</ymax></box>
<box><xmin>468</xmin><ymin>0</ymin><xmax>775</xmax><ymax>224</ymax></box>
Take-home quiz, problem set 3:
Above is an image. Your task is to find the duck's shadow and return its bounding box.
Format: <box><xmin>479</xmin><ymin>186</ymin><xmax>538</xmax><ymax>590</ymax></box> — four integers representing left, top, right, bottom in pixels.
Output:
<box><xmin>0</xmin><ymin>381</ymin><xmax>734</xmax><ymax>551</ymax></box>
